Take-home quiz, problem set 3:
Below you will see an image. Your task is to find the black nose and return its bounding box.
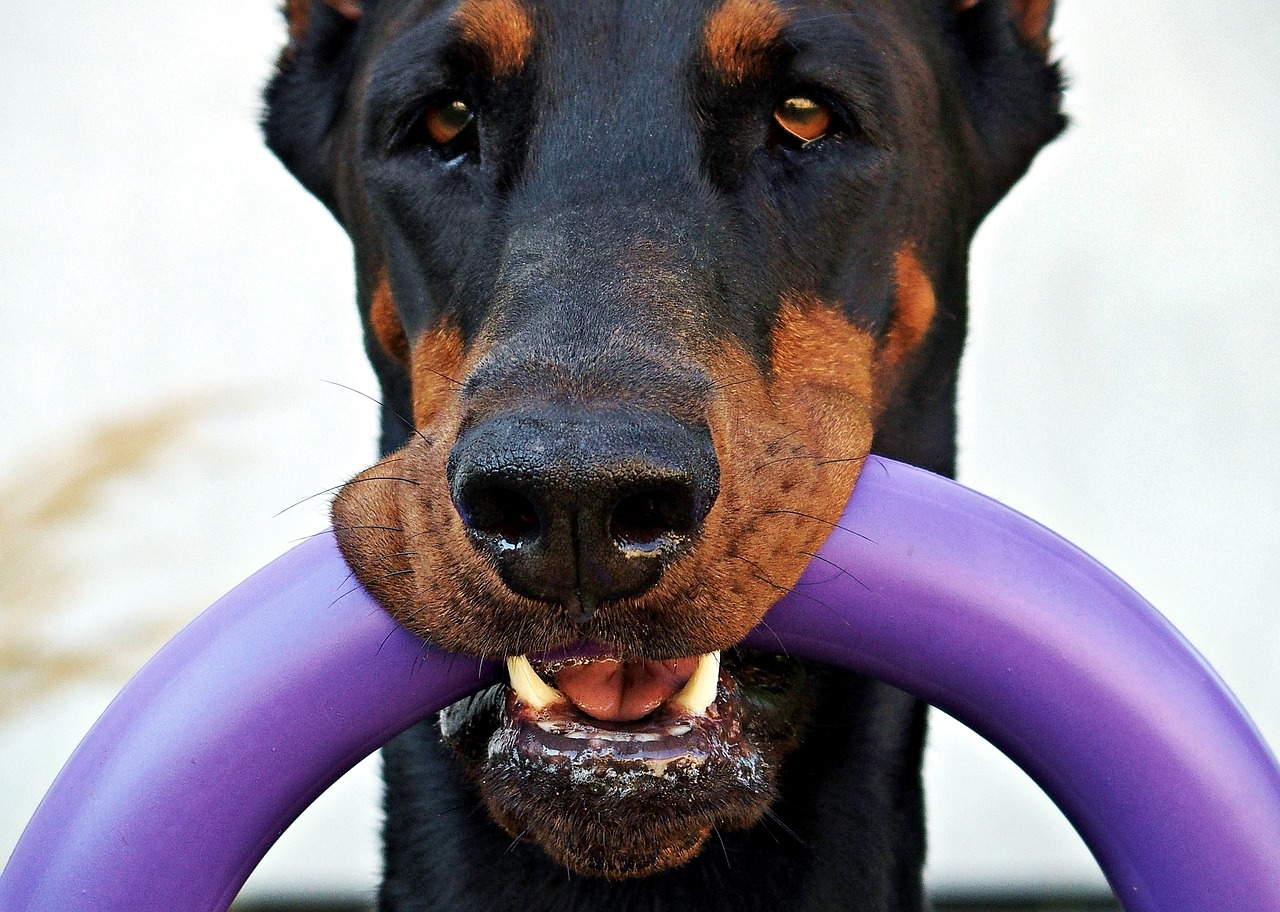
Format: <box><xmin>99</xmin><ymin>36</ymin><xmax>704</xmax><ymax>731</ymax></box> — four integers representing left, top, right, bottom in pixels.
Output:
<box><xmin>447</xmin><ymin>406</ymin><xmax>719</xmax><ymax>623</ymax></box>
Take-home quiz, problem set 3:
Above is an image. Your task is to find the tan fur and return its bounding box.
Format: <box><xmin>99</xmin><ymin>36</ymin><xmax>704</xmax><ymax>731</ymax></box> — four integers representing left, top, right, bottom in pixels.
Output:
<box><xmin>369</xmin><ymin>272</ymin><xmax>410</xmax><ymax>364</ymax></box>
<box><xmin>703</xmin><ymin>0</ymin><xmax>790</xmax><ymax>83</ymax></box>
<box><xmin>1016</xmin><ymin>0</ymin><xmax>1054</xmax><ymax>50</ymax></box>
<box><xmin>409</xmin><ymin>324</ymin><xmax>467</xmax><ymax>427</ymax></box>
<box><xmin>682</xmin><ymin>296</ymin><xmax>877</xmax><ymax>622</ymax></box>
<box><xmin>874</xmin><ymin>247</ymin><xmax>937</xmax><ymax>404</ymax></box>
<box><xmin>334</xmin><ymin>293</ymin><xmax>879</xmax><ymax>660</ymax></box>
<box><xmin>451</xmin><ymin>0</ymin><xmax>536</xmax><ymax>78</ymax></box>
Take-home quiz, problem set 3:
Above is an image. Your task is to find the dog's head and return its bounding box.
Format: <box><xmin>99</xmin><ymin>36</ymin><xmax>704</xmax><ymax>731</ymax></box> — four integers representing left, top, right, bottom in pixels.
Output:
<box><xmin>265</xmin><ymin>0</ymin><xmax>1061</xmax><ymax>880</ymax></box>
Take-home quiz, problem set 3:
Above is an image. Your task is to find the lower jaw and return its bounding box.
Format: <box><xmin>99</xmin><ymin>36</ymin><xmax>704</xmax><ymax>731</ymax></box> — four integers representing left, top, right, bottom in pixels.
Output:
<box><xmin>472</xmin><ymin>712</ymin><xmax>773</xmax><ymax>879</ymax></box>
<box><xmin>483</xmin><ymin>780</ymin><xmax>721</xmax><ymax>879</ymax></box>
<box><xmin>437</xmin><ymin>650</ymin><xmax>812</xmax><ymax>879</ymax></box>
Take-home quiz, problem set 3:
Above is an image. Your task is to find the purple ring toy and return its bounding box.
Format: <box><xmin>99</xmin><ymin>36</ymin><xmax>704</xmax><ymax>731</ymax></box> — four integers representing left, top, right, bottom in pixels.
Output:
<box><xmin>2</xmin><ymin>456</ymin><xmax>1278</xmax><ymax>911</ymax></box>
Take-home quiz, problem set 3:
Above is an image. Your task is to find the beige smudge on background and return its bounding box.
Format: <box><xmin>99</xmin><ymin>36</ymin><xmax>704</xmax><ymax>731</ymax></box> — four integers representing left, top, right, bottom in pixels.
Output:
<box><xmin>0</xmin><ymin>394</ymin><xmax>251</xmax><ymax>720</ymax></box>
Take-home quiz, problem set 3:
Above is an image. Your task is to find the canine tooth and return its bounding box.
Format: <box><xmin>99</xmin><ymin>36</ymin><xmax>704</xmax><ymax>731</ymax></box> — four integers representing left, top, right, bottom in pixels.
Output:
<box><xmin>506</xmin><ymin>655</ymin><xmax>565</xmax><ymax>710</ymax></box>
<box><xmin>666</xmin><ymin>724</ymin><xmax>692</xmax><ymax>736</ymax></box>
<box><xmin>671</xmin><ymin>651</ymin><xmax>720</xmax><ymax>715</ymax></box>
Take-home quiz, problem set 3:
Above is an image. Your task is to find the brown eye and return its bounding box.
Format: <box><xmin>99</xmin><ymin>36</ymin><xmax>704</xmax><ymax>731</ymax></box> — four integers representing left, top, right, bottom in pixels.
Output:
<box><xmin>773</xmin><ymin>95</ymin><xmax>832</xmax><ymax>145</ymax></box>
<box><xmin>423</xmin><ymin>97</ymin><xmax>475</xmax><ymax>147</ymax></box>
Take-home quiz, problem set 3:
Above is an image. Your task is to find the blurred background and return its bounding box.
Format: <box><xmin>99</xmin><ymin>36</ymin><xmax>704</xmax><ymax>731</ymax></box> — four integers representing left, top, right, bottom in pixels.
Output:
<box><xmin>2</xmin><ymin>0</ymin><xmax>1276</xmax><ymax>907</ymax></box>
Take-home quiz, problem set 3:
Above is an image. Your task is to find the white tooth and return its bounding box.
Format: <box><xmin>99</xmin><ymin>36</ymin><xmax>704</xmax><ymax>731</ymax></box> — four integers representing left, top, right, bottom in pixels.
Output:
<box><xmin>506</xmin><ymin>655</ymin><xmax>565</xmax><ymax>710</ymax></box>
<box><xmin>672</xmin><ymin>651</ymin><xmax>720</xmax><ymax>715</ymax></box>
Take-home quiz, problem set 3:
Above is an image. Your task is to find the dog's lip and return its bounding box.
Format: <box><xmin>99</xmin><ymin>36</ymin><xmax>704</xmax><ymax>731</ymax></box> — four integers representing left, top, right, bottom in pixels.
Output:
<box><xmin>500</xmin><ymin>656</ymin><xmax>741</xmax><ymax>774</ymax></box>
<box><xmin>502</xmin><ymin>684</ymin><xmax>735</xmax><ymax>771</ymax></box>
<box><xmin>520</xmin><ymin>639</ymin><xmax>629</xmax><ymax>664</ymax></box>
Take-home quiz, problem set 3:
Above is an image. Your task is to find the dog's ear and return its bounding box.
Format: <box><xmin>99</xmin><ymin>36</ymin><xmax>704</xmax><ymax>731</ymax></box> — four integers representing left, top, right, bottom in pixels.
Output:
<box><xmin>952</xmin><ymin>0</ymin><xmax>1053</xmax><ymax>53</ymax></box>
<box><xmin>281</xmin><ymin>0</ymin><xmax>363</xmax><ymax>61</ymax></box>
<box><xmin>262</xmin><ymin>0</ymin><xmax>367</xmax><ymax>216</ymax></box>
<box><xmin>944</xmin><ymin>0</ymin><xmax>1065</xmax><ymax>216</ymax></box>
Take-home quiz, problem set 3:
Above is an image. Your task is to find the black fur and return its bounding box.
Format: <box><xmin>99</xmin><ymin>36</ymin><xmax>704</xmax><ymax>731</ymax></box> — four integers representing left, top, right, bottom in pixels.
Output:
<box><xmin>263</xmin><ymin>1</ymin><xmax>1063</xmax><ymax>908</ymax></box>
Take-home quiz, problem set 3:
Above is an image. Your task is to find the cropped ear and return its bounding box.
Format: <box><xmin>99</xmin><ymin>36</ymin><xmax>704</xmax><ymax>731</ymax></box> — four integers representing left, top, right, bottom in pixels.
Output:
<box><xmin>945</xmin><ymin>0</ymin><xmax>1065</xmax><ymax>217</ymax></box>
<box><xmin>953</xmin><ymin>0</ymin><xmax>1053</xmax><ymax>53</ymax></box>
<box><xmin>263</xmin><ymin>0</ymin><xmax>367</xmax><ymax>216</ymax></box>
<box><xmin>282</xmin><ymin>0</ymin><xmax>363</xmax><ymax>60</ymax></box>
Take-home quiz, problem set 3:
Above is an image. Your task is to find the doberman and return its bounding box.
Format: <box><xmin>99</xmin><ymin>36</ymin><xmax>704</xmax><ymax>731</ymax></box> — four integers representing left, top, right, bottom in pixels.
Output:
<box><xmin>264</xmin><ymin>0</ymin><xmax>1063</xmax><ymax>908</ymax></box>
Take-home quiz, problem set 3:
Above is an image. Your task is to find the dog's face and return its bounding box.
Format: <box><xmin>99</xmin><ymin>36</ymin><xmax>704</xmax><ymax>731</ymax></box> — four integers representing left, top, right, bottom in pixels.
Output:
<box><xmin>267</xmin><ymin>0</ymin><xmax>1061</xmax><ymax>881</ymax></box>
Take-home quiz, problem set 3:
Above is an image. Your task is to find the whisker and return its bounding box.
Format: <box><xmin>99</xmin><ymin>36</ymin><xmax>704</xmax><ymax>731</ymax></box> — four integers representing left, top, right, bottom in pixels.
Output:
<box><xmin>796</xmin><ymin>550</ymin><xmax>873</xmax><ymax>594</ymax></box>
<box><xmin>320</xmin><ymin>379</ymin><xmax>431</xmax><ymax>446</ymax></box>
<box><xmin>757</xmin><ymin>451</ymin><xmax>825</xmax><ymax>470</ymax></box>
<box><xmin>755</xmin><ymin>620</ymin><xmax>789</xmax><ymax>657</ymax></box>
<box><xmin>725</xmin><ymin>551</ymin><xmax>773</xmax><ymax>580</ymax></box>
<box><xmin>328</xmin><ymin>568</ymin><xmax>414</xmax><ymax>608</ymax></box>
<box><xmin>337</xmin><ymin>550</ymin><xmax>416</xmax><ymax>587</ymax></box>
<box><xmin>417</xmin><ymin>364</ymin><xmax>463</xmax><ymax>388</ymax></box>
<box><xmin>712</xmin><ymin>826</ymin><xmax>731</xmax><ymax>869</ymax></box>
<box><xmin>371</xmin><ymin>550</ymin><xmax>418</xmax><ymax>562</ymax></box>
<box><xmin>273</xmin><ymin>475</ymin><xmax>420</xmax><ymax>518</ymax></box>
<box><xmin>332</xmin><ymin>523</ymin><xmax>406</xmax><ymax>535</ymax></box>
<box><xmin>761</xmin><ymin>508</ymin><xmax>877</xmax><ymax>545</ymax></box>
<box><xmin>738</xmin><ymin>564</ymin><xmax>849</xmax><ymax>629</ymax></box>
<box><xmin>763</xmin><ymin>808</ymin><xmax>805</xmax><ymax>846</ymax></box>
<box><xmin>815</xmin><ymin>455</ymin><xmax>868</xmax><ymax>468</ymax></box>
<box><xmin>288</xmin><ymin>527</ymin><xmax>345</xmax><ymax>544</ymax></box>
<box><xmin>506</xmin><ymin>823</ymin><xmax>534</xmax><ymax>853</ymax></box>
<box><xmin>711</xmin><ymin>374</ymin><xmax>764</xmax><ymax>392</ymax></box>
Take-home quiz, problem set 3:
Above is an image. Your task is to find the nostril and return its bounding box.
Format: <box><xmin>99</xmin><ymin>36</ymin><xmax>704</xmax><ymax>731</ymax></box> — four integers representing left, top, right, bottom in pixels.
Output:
<box><xmin>448</xmin><ymin>406</ymin><xmax>719</xmax><ymax>611</ymax></box>
<box><xmin>610</xmin><ymin>485</ymin><xmax>697</xmax><ymax>552</ymax></box>
<box><xmin>460</xmin><ymin>484</ymin><xmax>542</xmax><ymax>547</ymax></box>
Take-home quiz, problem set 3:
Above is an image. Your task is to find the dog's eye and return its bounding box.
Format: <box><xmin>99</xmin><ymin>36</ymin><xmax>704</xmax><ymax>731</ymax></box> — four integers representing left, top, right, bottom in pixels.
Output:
<box><xmin>772</xmin><ymin>95</ymin><xmax>833</xmax><ymax>147</ymax></box>
<box><xmin>423</xmin><ymin>97</ymin><xmax>476</xmax><ymax>147</ymax></box>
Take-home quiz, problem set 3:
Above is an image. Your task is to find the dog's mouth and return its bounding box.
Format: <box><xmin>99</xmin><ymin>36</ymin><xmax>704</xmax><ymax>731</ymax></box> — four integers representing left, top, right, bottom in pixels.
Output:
<box><xmin>439</xmin><ymin>644</ymin><xmax>813</xmax><ymax>879</ymax></box>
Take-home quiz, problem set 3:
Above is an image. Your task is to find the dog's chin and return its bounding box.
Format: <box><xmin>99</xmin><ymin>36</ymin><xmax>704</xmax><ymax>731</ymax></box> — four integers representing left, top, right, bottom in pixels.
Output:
<box><xmin>438</xmin><ymin>649</ymin><xmax>813</xmax><ymax>880</ymax></box>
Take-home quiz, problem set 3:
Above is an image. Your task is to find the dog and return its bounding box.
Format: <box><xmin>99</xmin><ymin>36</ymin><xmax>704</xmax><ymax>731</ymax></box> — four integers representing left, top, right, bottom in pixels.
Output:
<box><xmin>263</xmin><ymin>0</ymin><xmax>1063</xmax><ymax>908</ymax></box>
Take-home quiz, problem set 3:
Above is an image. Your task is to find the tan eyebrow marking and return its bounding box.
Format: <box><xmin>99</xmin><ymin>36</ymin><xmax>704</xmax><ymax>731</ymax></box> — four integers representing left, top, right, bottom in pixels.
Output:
<box><xmin>450</xmin><ymin>0</ymin><xmax>536</xmax><ymax>78</ymax></box>
<box><xmin>703</xmin><ymin>0</ymin><xmax>790</xmax><ymax>83</ymax></box>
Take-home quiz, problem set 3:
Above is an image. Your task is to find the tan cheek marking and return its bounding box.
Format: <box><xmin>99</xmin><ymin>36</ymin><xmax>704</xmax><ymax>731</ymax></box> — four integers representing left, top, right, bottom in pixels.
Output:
<box><xmin>409</xmin><ymin>323</ymin><xmax>466</xmax><ymax>428</ymax></box>
<box><xmin>703</xmin><ymin>0</ymin><xmax>789</xmax><ymax>83</ymax></box>
<box><xmin>877</xmin><ymin>247</ymin><xmax>937</xmax><ymax>384</ymax></box>
<box><xmin>332</xmin><ymin>324</ymin><xmax>510</xmax><ymax>653</ymax></box>
<box><xmin>370</xmin><ymin>272</ymin><xmax>410</xmax><ymax>364</ymax></box>
<box><xmin>451</xmin><ymin>0</ymin><xmax>535</xmax><ymax>78</ymax></box>
<box><xmin>640</xmin><ymin>299</ymin><xmax>877</xmax><ymax>650</ymax></box>
<box><xmin>771</xmin><ymin>293</ymin><xmax>878</xmax><ymax>407</ymax></box>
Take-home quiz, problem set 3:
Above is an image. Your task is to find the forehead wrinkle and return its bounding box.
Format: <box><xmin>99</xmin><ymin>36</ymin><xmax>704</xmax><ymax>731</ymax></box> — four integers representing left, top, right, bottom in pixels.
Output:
<box><xmin>519</xmin><ymin>2</ymin><xmax>711</xmax><ymax>201</ymax></box>
<box><xmin>703</xmin><ymin>0</ymin><xmax>790</xmax><ymax>83</ymax></box>
<box><xmin>450</xmin><ymin>0</ymin><xmax>535</xmax><ymax>77</ymax></box>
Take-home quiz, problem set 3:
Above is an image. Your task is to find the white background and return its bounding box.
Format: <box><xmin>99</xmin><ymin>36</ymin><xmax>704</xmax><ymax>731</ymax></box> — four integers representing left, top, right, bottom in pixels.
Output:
<box><xmin>2</xmin><ymin>0</ymin><xmax>1276</xmax><ymax>902</ymax></box>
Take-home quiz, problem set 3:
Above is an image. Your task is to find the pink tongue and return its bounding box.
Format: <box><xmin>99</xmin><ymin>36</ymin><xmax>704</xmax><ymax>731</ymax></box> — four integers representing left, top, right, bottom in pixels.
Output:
<box><xmin>554</xmin><ymin>657</ymin><xmax>699</xmax><ymax>722</ymax></box>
